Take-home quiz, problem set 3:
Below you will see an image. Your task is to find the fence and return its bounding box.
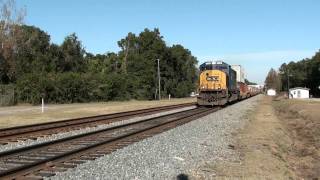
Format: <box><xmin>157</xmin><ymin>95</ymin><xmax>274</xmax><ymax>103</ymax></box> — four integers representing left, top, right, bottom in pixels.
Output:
<box><xmin>0</xmin><ymin>84</ymin><xmax>15</xmax><ymax>106</ymax></box>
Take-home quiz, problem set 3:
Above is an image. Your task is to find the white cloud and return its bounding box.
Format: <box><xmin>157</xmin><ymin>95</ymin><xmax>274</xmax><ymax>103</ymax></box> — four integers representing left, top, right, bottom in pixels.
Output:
<box><xmin>196</xmin><ymin>50</ymin><xmax>317</xmax><ymax>84</ymax></box>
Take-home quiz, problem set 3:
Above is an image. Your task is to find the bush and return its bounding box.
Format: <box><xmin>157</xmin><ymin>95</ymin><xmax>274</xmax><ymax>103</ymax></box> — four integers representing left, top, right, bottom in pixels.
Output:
<box><xmin>16</xmin><ymin>73</ymin><xmax>54</xmax><ymax>104</ymax></box>
<box><xmin>0</xmin><ymin>84</ymin><xmax>16</xmax><ymax>106</ymax></box>
<box><xmin>105</xmin><ymin>73</ymin><xmax>130</xmax><ymax>101</ymax></box>
<box><xmin>16</xmin><ymin>73</ymin><xmax>113</xmax><ymax>104</ymax></box>
<box><xmin>172</xmin><ymin>81</ymin><xmax>192</xmax><ymax>98</ymax></box>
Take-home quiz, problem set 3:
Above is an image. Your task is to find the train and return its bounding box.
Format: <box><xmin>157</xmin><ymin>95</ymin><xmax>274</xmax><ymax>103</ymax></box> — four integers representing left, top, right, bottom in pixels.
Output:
<box><xmin>197</xmin><ymin>61</ymin><xmax>260</xmax><ymax>106</ymax></box>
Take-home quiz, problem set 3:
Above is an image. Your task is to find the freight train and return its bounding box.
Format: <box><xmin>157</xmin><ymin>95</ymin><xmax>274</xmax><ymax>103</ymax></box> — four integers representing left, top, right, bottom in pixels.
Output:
<box><xmin>197</xmin><ymin>61</ymin><xmax>259</xmax><ymax>106</ymax></box>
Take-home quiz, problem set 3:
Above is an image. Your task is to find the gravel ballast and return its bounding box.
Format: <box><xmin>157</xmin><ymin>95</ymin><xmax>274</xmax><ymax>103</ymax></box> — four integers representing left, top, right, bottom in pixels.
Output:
<box><xmin>48</xmin><ymin>95</ymin><xmax>262</xmax><ymax>180</ymax></box>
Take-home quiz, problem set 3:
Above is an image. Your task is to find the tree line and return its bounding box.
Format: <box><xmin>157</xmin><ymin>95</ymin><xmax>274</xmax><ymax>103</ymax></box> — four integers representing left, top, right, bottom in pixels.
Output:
<box><xmin>0</xmin><ymin>1</ymin><xmax>198</xmax><ymax>104</ymax></box>
<box><xmin>264</xmin><ymin>50</ymin><xmax>320</xmax><ymax>97</ymax></box>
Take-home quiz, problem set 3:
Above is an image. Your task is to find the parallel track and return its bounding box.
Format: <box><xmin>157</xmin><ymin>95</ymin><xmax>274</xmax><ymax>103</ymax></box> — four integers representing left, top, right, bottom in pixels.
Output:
<box><xmin>0</xmin><ymin>107</ymin><xmax>219</xmax><ymax>179</ymax></box>
<box><xmin>0</xmin><ymin>103</ymin><xmax>195</xmax><ymax>144</ymax></box>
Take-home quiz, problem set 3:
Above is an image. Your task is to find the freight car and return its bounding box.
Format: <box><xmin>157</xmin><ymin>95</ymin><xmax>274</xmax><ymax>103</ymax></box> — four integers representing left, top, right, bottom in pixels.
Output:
<box><xmin>248</xmin><ymin>85</ymin><xmax>261</xmax><ymax>96</ymax></box>
<box><xmin>197</xmin><ymin>61</ymin><xmax>239</xmax><ymax>106</ymax></box>
<box><xmin>238</xmin><ymin>82</ymin><xmax>250</xmax><ymax>99</ymax></box>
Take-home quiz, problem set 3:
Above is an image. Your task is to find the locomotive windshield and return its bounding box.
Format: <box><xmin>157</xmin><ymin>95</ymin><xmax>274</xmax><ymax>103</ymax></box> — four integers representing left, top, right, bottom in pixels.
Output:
<box><xmin>199</xmin><ymin>62</ymin><xmax>228</xmax><ymax>72</ymax></box>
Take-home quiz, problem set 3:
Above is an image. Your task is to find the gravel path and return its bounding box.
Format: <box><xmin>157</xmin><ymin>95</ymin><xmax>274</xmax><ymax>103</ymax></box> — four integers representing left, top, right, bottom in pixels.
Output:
<box><xmin>0</xmin><ymin>106</ymin><xmax>195</xmax><ymax>153</ymax></box>
<box><xmin>48</xmin><ymin>95</ymin><xmax>262</xmax><ymax>180</ymax></box>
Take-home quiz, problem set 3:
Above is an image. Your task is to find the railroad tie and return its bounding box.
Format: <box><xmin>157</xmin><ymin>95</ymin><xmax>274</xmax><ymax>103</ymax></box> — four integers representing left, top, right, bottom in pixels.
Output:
<box><xmin>79</xmin><ymin>156</ymin><xmax>97</xmax><ymax>161</ymax></box>
<box><xmin>22</xmin><ymin>175</ymin><xmax>44</xmax><ymax>180</ymax></box>
<box><xmin>67</xmin><ymin>159</ymin><xmax>87</xmax><ymax>164</ymax></box>
<box><xmin>55</xmin><ymin>163</ymin><xmax>77</xmax><ymax>168</ymax></box>
<box><xmin>35</xmin><ymin>170</ymin><xmax>56</xmax><ymax>177</ymax></box>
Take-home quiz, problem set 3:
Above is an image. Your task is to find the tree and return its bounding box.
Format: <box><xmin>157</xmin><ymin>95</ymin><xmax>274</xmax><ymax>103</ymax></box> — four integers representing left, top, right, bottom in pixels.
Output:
<box><xmin>86</xmin><ymin>52</ymin><xmax>120</xmax><ymax>74</ymax></box>
<box><xmin>245</xmin><ymin>79</ymin><xmax>257</xmax><ymax>85</ymax></box>
<box><xmin>165</xmin><ymin>44</ymin><xmax>198</xmax><ymax>97</ymax></box>
<box><xmin>117</xmin><ymin>32</ymin><xmax>136</xmax><ymax>74</ymax></box>
<box><xmin>117</xmin><ymin>28</ymin><xmax>166</xmax><ymax>99</ymax></box>
<box><xmin>116</xmin><ymin>28</ymin><xmax>199</xmax><ymax>99</ymax></box>
<box><xmin>2</xmin><ymin>24</ymin><xmax>199</xmax><ymax>103</ymax></box>
<box><xmin>49</xmin><ymin>43</ymin><xmax>64</xmax><ymax>72</ymax></box>
<box><xmin>264</xmin><ymin>68</ymin><xmax>281</xmax><ymax>91</ymax></box>
<box><xmin>59</xmin><ymin>33</ymin><xmax>86</xmax><ymax>72</ymax></box>
<box><xmin>277</xmin><ymin>50</ymin><xmax>320</xmax><ymax>96</ymax></box>
<box><xmin>15</xmin><ymin>25</ymin><xmax>52</xmax><ymax>75</ymax></box>
<box><xmin>0</xmin><ymin>0</ymin><xmax>26</xmax><ymax>83</ymax></box>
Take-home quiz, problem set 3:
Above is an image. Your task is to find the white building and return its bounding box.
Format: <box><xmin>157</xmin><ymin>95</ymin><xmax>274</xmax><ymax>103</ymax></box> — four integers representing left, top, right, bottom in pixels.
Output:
<box><xmin>267</xmin><ymin>89</ymin><xmax>276</xmax><ymax>96</ymax></box>
<box><xmin>231</xmin><ymin>65</ymin><xmax>245</xmax><ymax>83</ymax></box>
<box><xmin>289</xmin><ymin>87</ymin><xmax>309</xmax><ymax>99</ymax></box>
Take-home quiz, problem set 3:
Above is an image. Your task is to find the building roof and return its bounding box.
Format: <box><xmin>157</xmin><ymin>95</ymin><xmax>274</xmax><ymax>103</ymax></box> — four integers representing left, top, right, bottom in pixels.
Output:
<box><xmin>289</xmin><ymin>87</ymin><xmax>310</xmax><ymax>91</ymax></box>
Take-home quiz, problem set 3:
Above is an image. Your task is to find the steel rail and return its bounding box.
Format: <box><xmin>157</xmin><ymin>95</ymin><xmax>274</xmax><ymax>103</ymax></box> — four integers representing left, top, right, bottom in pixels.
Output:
<box><xmin>0</xmin><ymin>107</ymin><xmax>218</xmax><ymax>179</ymax></box>
<box><xmin>0</xmin><ymin>102</ymin><xmax>195</xmax><ymax>144</ymax></box>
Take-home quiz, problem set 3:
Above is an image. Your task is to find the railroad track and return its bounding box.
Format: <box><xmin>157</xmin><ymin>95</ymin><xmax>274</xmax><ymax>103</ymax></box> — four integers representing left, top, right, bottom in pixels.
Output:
<box><xmin>0</xmin><ymin>107</ymin><xmax>219</xmax><ymax>179</ymax></box>
<box><xmin>0</xmin><ymin>103</ymin><xmax>195</xmax><ymax>144</ymax></box>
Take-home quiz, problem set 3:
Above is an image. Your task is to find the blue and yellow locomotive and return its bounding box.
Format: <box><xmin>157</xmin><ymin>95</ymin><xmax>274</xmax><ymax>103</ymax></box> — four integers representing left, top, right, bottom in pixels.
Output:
<box><xmin>197</xmin><ymin>61</ymin><xmax>239</xmax><ymax>106</ymax></box>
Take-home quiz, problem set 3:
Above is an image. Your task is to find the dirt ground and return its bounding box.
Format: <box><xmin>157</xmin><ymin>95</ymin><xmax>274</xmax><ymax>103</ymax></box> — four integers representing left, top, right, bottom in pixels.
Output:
<box><xmin>273</xmin><ymin>98</ymin><xmax>320</xmax><ymax>179</ymax></box>
<box><xmin>0</xmin><ymin>98</ymin><xmax>195</xmax><ymax>129</ymax></box>
<box><xmin>194</xmin><ymin>96</ymin><xmax>320</xmax><ymax>179</ymax></box>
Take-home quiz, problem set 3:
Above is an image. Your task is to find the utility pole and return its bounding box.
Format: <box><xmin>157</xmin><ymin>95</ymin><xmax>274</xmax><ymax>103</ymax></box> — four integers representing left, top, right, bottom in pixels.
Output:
<box><xmin>287</xmin><ymin>69</ymin><xmax>292</xmax><ymax>98</ymax></box>
<box><xmin>157</xmin><ymin>58</ymin><xmax>161</xmax><ymax>100</ymax></box>
<box><xmin>287</xmin><ymin>70</ymin><xmax>290</xmax><ymax>96</ymax></box>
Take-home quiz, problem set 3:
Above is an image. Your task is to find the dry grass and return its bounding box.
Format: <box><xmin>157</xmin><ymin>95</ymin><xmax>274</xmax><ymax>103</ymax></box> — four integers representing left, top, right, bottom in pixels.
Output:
<box><xmin>273</xmin><ymin>98</ymin><xmax>320</xmax><ymax>179</ymax></box>
<box><xmin>0</xmin><ymin>98</ymin><xmax>195</xmax><ymax>128</ymax></box>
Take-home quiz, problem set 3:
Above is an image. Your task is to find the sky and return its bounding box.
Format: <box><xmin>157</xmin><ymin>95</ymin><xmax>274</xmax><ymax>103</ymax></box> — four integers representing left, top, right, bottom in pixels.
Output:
<box><xmin>16</xmin><ymin>0</ymin><xmax>320</xmax><ymax>84</ymax></box>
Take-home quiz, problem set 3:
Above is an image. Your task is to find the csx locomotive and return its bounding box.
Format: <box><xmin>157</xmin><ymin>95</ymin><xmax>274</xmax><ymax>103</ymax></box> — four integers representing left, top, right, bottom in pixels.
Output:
<box><xmin>197</xmin><ymin>61</ymin><xmax>240</xmax><ymax>106</ymax></box>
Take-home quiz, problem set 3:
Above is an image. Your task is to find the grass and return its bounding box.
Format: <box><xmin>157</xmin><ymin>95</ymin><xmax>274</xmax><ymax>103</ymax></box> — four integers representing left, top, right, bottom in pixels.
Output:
<box><xmin>0</xmin><ymin>98</ymin><xmax>195</xmax><ymax>128</ymax></box>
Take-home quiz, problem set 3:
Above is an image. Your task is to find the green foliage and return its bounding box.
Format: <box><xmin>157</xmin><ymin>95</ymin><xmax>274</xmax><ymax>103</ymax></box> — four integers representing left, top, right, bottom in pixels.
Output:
<box><xmin>164</xmin><ymin>45</ymin><xmax>198</xmax><ymax>97</ymax></box>
<box><xmin>59</xmin><ymin>33</ymin><xmax>86</xmax><ymax>72</ymax></box>
<box><xmin>0</xmin><ymin>25</ymin><xmax>52</xmax><ymax>83</ymax></box>
<box><xmin>245</xmin><ymin>79</ymin><xmax>257</xmax><ymax>85</ymax></box>
<box><xmin>16</xmin><ymin>73</ymin><xmax>113</xmax><ymax>104</ymax></box>
<box><xmin>16</xmin><ymin>73</ymin><xmax>53</xmax><ymax>104</ymax></box>
<box><xmin>116</xmin><ymin>28</ymin><xmax>198</xmax><ymax>99</ymax></box>
<box><xmin>15</xmin><ymin>25</ymin><xmax>52</xmax><ymax>75</ymax></box>
<box><xmin>0</xmin><ymin>84</ymin><xmax>16</xmax><ymax>106</ymax></box>
<box><xmin>279</xmin><ymin>50</ymin><xmax>320</xmax><ymax>96</ymax></box>
<box><xmin>2</xmin><ymin>26</ymin><xmax>198</xmax><ymax>104</ymax></box>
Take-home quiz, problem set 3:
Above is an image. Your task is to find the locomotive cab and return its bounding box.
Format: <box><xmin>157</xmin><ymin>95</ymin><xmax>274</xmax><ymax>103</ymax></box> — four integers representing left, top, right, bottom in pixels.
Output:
<box><xmin>197</xmin><ymin>61</ymin><xmax>239</xmax><ymax>106</ymax></box>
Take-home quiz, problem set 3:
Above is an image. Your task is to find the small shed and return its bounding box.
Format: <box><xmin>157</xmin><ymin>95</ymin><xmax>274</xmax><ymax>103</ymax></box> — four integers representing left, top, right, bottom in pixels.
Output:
<box><xmin>267</xmin><ymin>89</ymin><xmax>276</xmax><ymax>96</ymax></box>
<box><xmin>289</xmin><ymin>87</ymin><xmax>309</xmax><ymax>99</ymax></box>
